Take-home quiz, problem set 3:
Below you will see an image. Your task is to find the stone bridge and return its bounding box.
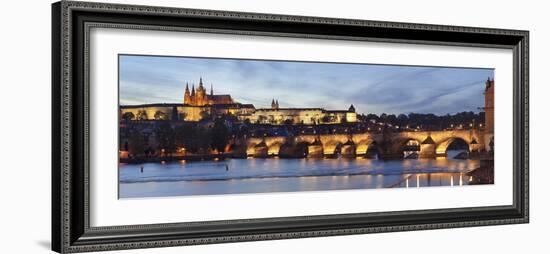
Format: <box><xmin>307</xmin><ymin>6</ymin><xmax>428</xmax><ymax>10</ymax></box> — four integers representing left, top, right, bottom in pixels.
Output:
<box><xmin>239</xmin><ymin>130</ymin><xmax>493</xmax><ymax>159</ymax></box>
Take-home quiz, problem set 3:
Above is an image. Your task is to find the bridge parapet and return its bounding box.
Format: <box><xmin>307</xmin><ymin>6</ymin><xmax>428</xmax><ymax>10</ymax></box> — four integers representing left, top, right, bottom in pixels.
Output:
<box><xmin>242</xmin><ymin>129</ymin><xmax>488</xmax><ymax>159</ymax></box>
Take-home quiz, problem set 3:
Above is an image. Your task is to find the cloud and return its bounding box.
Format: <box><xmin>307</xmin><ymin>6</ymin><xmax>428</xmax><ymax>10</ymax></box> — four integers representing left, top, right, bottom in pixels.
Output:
<box><xmin>119</xmin><ymin>55</ymin><xmax>493</xmax><ymax>115</ymax></box>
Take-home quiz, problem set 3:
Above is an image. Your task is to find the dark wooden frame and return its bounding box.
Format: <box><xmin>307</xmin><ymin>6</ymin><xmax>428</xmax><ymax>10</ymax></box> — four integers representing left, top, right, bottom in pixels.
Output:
<box><xmin>52</xmin><ymin>1</ymin><xmax>529</xmax><ymax>253</ymax></box>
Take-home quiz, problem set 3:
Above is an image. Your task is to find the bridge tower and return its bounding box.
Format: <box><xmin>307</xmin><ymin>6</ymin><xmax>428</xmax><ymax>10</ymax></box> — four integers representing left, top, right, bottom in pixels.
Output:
<box><xmin>484</xmin><ymin>78</ymin><xmax>494</xmax><ymax>133</ymax></box>
<box><xmin>484</xmin><ymin>78</ymin><xmax>495</xmax><ymax>152</ymax></box>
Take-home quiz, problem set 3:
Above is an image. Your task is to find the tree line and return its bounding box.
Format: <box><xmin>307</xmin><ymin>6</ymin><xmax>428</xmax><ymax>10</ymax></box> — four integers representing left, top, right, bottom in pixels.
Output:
<box><xmin>358</xmin><ymin>111</ymin><xmax>486</xmax><ymax>129</ymax></box>
<box><xmin>125</xmin><ymin>118</ymin><xmax>229</xmax><ymax>157</ymax></box>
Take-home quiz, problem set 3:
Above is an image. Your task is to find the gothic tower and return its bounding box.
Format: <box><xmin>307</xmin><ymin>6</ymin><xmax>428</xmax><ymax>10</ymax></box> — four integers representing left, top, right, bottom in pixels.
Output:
<box><xmin>484</xmin><ymin>78</ymin><xmax>494</xmax><ymax>133</ymax></box>
<box><xmin>196</xmin><ymin>77</ymin><xmax>207</xmax><ymax>106</ymax></box>
<box><xmin>184</xmin><ymin>82</ymin><xmax>191</xmax><ymax>104</ymax></box>
<box><xmin>191</xmin><ymin>84</ymin><xmax>196</xmax><ymax>105</ymax></box>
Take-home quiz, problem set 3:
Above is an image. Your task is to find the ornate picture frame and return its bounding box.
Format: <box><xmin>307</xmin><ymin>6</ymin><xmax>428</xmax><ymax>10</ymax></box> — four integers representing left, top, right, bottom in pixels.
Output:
<box><xmin>52</xmin><ymin>1</ymin><xmax>529</xmax><ymax>253</ymax></box>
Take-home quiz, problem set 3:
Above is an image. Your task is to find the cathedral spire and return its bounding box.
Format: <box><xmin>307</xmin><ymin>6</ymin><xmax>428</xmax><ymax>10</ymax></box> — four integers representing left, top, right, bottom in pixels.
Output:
<box><xmin>199</xmin><ymin>76</ymin><xmax>204</xmax><ymax>88</ymax></box>
<box><xmin>184</xmin><ymin>82</ymin><xmax>191</xmax><ymax>104</ymax></box>
<box><xmin>210</xmin><ymin>83</ymin><xmax>213</xmax><ymax>96</ymax></box>
<box><xmin>191</xmin><ymin>84</ymin><xmax>195</xmax><ymax>96</ymax></box>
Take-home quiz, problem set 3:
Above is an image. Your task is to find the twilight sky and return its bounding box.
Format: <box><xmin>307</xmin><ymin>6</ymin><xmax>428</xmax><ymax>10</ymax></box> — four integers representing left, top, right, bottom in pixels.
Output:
<box><xmin>119</xmin><ymin>55</ymin><xmax>493</xmax><ymax>115</ymax></box>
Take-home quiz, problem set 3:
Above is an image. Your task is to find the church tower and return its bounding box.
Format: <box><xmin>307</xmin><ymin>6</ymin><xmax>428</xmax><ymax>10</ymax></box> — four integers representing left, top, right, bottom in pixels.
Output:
<box><xmin>484</xmin><ymin>78</ymin><xmax>494</xmax><ymax>133</ymax></box>
<box><xmin>184</xmin><ymin>82</ymin><xmax>191</xmax><ymax>104</ymax></box>
<box><xmin>196</xmin><ymin>77</ymin><xmax>207</xmax><ymax>106</ymax></box>
<box><xmin>191</xmin><ymin>84</ymin><xmax>196</xmax><ymax>105</ymax></box>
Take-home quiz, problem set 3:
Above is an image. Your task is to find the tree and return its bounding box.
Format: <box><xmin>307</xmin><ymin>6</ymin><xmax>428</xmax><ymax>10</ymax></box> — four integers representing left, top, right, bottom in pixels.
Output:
<box><xmin>257</xmin><ymin>115</ymin><xmax>267</xmax><ymax>124</ymax></box>
<box><xmin>200</xmin><ymin>110</ymin><xmax>212</xmax><ymax>120</ymax></box>
<box><xmin>154</xmin><ymin>111</ymin><xmax>168</xmax><ymax>120</ymax></box>
<box><xmin>174</xmin><ymin>124</ymin><xmax>193</xmax><ymax>152</ymax></box>
<box><xmin>397</xmin><ymin>114</ymin><xmax>408</xmax><ymax>126</ymax></box>
<box><xmin>365</xmin><ymin>113</ymin><xmax>379</xmax><ymax>123</ymax></box>
<box><xmin>283</xmin><ymin>119</ymin><xmax>294</xmax><ymax>125</ymax></box>
<box><xmin>121</xmin><ymin>112</ymin><xmax>135</xmax><ymax>121</ymax></box>
<box><xmin>341</xmin><ymin>116</ymin><xmax>348</xmax><ymax>123</ymax></box>
<box><xmin>178</xmin><ymin>112</ymin><xmax>187</xmax><ymax>121</ymax></box>
<box><xmin>211</xmin><ymin>118</ymin><xmax>229</xmax><ymax>153</ymax></box>
<box><xmin>386</xmin><ymin>114</ymin><xmax>397</xmax><ymax>124</ymax></box>
<box><xmin>154</xmin><ymin>122</ymin><xmax>176</xmax><ymax>156</ymax></box>
<box><xmin>127</xmin><ymin>130</ymin><xmax>146</xmax><ymax>156</ymax></box>
<box><xmin>175</xmin><ymin>124</ymin><xmax>211</xmax><ymax>154</ymax></box>
<box><xmin>136</xmin><ymin>110</ymin><xmax>148</xmax><ymax>120</ymax></box>
<box><xmin>311</xmin><ymin>117</ymin><xmax>317</xmax><ymax>125</ymax></box>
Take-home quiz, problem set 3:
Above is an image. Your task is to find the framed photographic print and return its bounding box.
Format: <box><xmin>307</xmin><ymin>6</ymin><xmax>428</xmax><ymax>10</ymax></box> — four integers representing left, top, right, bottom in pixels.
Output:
<box><xmin>52</xmin><ymin>1</ymin><xmax>529</xmax><ymax>253</ymax></box>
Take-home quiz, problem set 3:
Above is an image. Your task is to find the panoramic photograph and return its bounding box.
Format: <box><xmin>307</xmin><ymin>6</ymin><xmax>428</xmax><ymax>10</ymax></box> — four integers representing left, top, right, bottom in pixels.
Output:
<box><xmin>118</xmin><ymin>55</ymin><xmax>495</xmax><ymax>198</ymax></box>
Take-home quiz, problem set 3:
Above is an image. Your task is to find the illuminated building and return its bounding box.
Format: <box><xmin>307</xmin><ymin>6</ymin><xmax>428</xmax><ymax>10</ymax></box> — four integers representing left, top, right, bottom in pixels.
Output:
<box><xmin>120</xmin><ymin>77</ymin><xmax>357</xmax><ymax>125</ymax></box>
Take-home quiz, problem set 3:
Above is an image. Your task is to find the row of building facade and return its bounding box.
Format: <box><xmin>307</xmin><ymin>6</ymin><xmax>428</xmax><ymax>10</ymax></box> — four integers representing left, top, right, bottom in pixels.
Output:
<box><xmin>120</xmin><ymin>78</ymin><xmax>358</xmax><ymax>125</ymax></box>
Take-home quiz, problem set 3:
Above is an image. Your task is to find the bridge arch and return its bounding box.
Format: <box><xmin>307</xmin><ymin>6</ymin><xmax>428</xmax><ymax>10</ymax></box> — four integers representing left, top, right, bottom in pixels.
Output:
<box><xmin>246</xmin><ymin>141</ymin><xmax>268</xmax><ymax>157</ymax></box>
<box><xmin>278</xmin><ymin>141</ymin><xmax>309</xmax><ymax>158</ymax></box>
<box><xmin>323</xmin><ymin>140</ymin><xmax>343</xmax><ymax>156</ymax></box>
<box><xmin>341</xmin><ymin>140</ymin><xmax>356</xmax><ymax>157</ymax></box>
<box><xmin>355</xmin><ymin>139</ymin><xmax>378</xmax><ymax>156</ymax></box>
<box><xmin>389</xmin><ymin>138</ymin><xmax>422</xmax><ymax>157</ymax></box>
<box><xmin>435</xmin><ymin>137</ymin><xmax>470</xmax><ymax>157</ymax></box>
<box><xmin>306</xmin><ymin>139</ymin><xmax>324</xmax><ymax>158</ymax></box>
<box><xmin>399</xmin><ymin>138</ymin><xmax>422</xmax><ymax>159</ymax></box>
<box><xmin>267</xmin><ymin>142</ymin><xmax>283</xmax><ymax>156</ymax></box>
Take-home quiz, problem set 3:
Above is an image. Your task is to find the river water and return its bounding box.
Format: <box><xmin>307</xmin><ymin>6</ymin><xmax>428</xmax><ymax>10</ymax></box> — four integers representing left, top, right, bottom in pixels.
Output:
<box><xmin>119</xmin><ymin>150</ymin><xmax>484</xmax><ymax>198</ymax></box>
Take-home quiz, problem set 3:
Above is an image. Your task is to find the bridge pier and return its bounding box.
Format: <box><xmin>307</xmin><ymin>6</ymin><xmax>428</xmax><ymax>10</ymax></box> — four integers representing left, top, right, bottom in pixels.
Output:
<box><xmin>419</xmin><ymin>143</ymin><xmax>436</xmax><ymax>159</ymax></box>
<box><xmin>341</xmin><ymin>144</ymin><xmax>356</xmax><ymax>158</ymax></box>
<box><xmin>251</xmin><ymin>148</ymin><xmax>268</xmax><ymax>158</ymax></box>
<box><xmin>279</xmin><ymin>144</ymin><xmax>307</xmax><ymax>158</ymax></box>
<box><xmin>469</xmin><ymin>143</ymin><xmax>482</xmax><ymax>153</ymax></box>
<box><xmin>307</xmin><ymin>145</ymin><xmax>324</xmax><ymax>158</ymax></box>
<box><xmin>435</xmin><ymin>152</ymin><xmax>448</xmax><ymax>157</ymax></box>
<box><xmin>247</xmin><ymin>141</ymin><xmax>269</xmax><ymax>158</ymax></box>
<box><xmin>378</xmin><ymin>153</ymin><xmax>404</xmax><ymax>160</ymax></box>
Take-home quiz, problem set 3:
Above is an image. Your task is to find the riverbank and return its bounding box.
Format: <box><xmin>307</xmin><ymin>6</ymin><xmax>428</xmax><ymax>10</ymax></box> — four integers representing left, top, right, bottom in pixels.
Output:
<box><xmin>467</xmin><ymin>159</ymin><xmax>494</xmax><ymax>184</ymax></box>
<box><xmin>119</xmin><ymin>153</ymin><xmax>242</xmax><ymax>164</ymax></box>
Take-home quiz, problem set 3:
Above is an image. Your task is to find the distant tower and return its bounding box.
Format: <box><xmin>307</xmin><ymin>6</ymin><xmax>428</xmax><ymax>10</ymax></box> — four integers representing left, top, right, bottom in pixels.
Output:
<box><xmin>484</xmin><ymin>78</ymin><xmax>494</xmax><ymax>133</ymax></box>
<box><xmin>184</xmin><ymin>82</ymin><xmax>191</xmax><ymax>104</ymax></box>
<box><xmin>271</xmin><ymin>99</ymin><xmax>277</xmax><ymax>109</ymax></box>
<box><xmin>210</xmin><ymin>83</ymin><xmax>214</xmax><ymax>96</ymax></box>
<box><xmin>275</xmin><ymin>100</ymin><xmax>279</xmax><ymax>109</ymax></box>
<box><xmin>348</xmin><ymin>104</ymin><xmax>356</xmax><ymax>112</ymax></box>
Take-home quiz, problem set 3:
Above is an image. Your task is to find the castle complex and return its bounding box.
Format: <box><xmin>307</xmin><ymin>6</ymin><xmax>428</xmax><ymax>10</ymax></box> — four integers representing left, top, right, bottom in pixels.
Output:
<box><xmin>119</xmin><ymin>77</ymin><xmax>357</xmax><ymax>124</ymax></box>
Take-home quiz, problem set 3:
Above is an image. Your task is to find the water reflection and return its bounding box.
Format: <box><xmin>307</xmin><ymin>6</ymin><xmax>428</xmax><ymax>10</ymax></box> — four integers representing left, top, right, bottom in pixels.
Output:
<box><xmin>119</xmin><ymin>152</ymin><xmax>482</xmax><ymax>198</ymax></box>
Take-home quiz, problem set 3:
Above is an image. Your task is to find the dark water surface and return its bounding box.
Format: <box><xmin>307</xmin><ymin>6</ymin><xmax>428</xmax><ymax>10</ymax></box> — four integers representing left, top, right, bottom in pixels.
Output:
<box><xmin>119</xmin><ymin>150</ymin><xmax>482</xmax><ymax>198</ymax></box>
